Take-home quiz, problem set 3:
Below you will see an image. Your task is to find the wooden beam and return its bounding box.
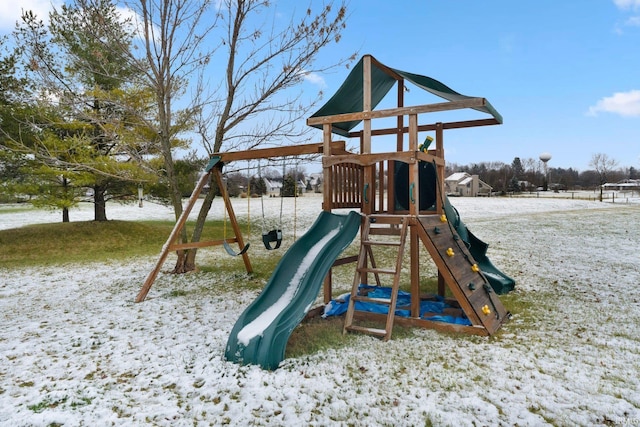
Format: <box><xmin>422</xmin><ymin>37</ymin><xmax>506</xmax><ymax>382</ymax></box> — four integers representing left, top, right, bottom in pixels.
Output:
<box><xmin>169</xmin><ymin>238</ymin><xmax>240</xmax><ymax>251</ymax></box>
<box><xmin>333</xmin><ymin>255</ymin><xmax>359</xmax><ymax>267</ymax></box>
<box><xmin>370</xmin><ymin>55</ymin><xmax>404</xmax><ymax>81</ymax></box>
<box><xmin>415</xmin><ymin>151</ymin><xmax>445</xmax><ymax>166</ymax></box>
<box><xmin>307</xmin><ymin>98</ymin><xmax>491</xmax><ymax>127</ymax></box>
<box><xmin>348</xmin><ymin>118</ymin><xmax>501</xmax><ymax>139</ymax></box>
<box><xmin>323</xmin><ymin>151</ymin><xmax>417</xmax><ymax>168</ymax></box>
<box><xmin>321</xmin><ymin>150</ymin><xmax>445</xmax><ymax>169</ymax></box>
<box><xmin>215</xmin><ymin>141</ymin><xmax>347</xmax><ymax>163</ymax></box>
<box><xmin>352</xmin><ymin>311</ymin><xmax>489</xmax><ymax>336</ymax></box>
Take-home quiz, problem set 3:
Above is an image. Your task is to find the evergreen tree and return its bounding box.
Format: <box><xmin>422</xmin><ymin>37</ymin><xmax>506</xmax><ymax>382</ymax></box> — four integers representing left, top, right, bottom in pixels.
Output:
<box><xmin>281</xmin><ymin>173</ymin><xmax>298</xmax><ymax>197</ymax></box>
<box><xmin>7</xmin><ymin>1</ymin><xmax>158</xmax><ymax>221</ymax></box>
<box><xmin>249</xmin><ymin>176</ymin><xmax>267</xmax><ymax>196</ymax></box>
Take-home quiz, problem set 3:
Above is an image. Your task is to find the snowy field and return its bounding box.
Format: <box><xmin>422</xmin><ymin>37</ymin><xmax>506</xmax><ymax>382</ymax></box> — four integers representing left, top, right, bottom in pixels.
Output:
<box><xmin>1</xmin><ymin>193</ymin><xmax>640</xmax><ymax>426</ymax></box>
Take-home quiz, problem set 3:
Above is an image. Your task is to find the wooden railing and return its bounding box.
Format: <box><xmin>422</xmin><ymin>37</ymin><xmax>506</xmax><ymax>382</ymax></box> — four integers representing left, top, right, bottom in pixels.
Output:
<box><xmin>330</xmin><ymin>162</ymin><xmax>363</xmax><ymax>209</ymax></box>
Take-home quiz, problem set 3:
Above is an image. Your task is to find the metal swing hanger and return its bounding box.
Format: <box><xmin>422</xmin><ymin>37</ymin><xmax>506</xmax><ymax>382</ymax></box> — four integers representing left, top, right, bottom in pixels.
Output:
<box><xmin>259</xmin><ymin>159</ymin><xmax>284</xmax><ymax>251</ymax></box>
<box><xmin>222</xmin><ymin>170</ymin><xmax>250</xmax><ymax>257</ymax></box>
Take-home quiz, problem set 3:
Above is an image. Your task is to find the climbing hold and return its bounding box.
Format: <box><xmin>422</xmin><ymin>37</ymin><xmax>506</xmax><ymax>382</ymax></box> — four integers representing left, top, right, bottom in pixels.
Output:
<box><xmin>482</xmin><ymin>305</ymin><xmax>491</xmax><ymax>315</ymax></box>
<box><xmin>440</xmin><ymin>214</ymin><xmax>447</xmax><ymax>223</ymax></box>
<box><xmin>446</xmin><ymin>248</ymin><xmax>455</xmax><ymax>257</ymax></box>
<box><xmin>471</xmin><ymin>264</ymin><xmax>480</xmax><ymax>273</ymax></box>
<box><xmin>433</xmin><ymin>227</ymin><xmax>441</xmax><ymax>234</ymax></box>
<box><xmin>468</xmin><ymin>283</ymin><xmax>476</xmax><ymax>290</ymax></box>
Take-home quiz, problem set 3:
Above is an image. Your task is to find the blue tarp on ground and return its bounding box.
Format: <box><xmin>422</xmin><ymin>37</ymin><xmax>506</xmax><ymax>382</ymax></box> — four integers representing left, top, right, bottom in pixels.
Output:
<box><xmin>323</xmin><ymin>285</ymin><xmax>472</xmax><ymax>326</ymax></box>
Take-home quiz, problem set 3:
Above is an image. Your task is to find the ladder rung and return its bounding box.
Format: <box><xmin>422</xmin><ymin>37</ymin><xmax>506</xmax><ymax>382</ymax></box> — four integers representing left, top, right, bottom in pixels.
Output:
<box><xmin>362</xmin><ymin>240</ymin><xmax>402</xmax><ymax>247</ymax></box>
<box><xmin>368</xmin><ymin>215</ymin><xmax>409</xmax><ymax>224</ymax></box>
<box><xmin>367</xmin><ymin>228</ymin><xmax>403</xmax><ymax>236</ymax></box>
<box><xmin>357</xmin><ymin>267</ymin><xmax>397</xmax><ymax>275</ymax></box>
<box><xmin>345</xmin><ymin>325</ymin><xmax>388</xmax><ymax>337</ymax></box>
<box><xmin>352</xmin><ymin>295</ymin><xmax>392</xmax><ymax>305</ymax></box>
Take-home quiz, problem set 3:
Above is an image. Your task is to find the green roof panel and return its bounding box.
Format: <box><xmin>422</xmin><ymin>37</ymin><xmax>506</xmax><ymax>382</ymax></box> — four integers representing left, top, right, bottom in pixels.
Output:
<box><xmin>309</xmin><ymin>55</ymin><xmax>502</xmax><ymax>136</ymax></box>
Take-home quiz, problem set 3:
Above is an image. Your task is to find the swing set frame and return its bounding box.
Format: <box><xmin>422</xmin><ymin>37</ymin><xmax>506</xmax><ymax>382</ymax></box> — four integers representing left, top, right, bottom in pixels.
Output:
<box><xmin>135</xmin><ymin>140</ymin><xmax>348</xmax><ymax>303</ymax></box>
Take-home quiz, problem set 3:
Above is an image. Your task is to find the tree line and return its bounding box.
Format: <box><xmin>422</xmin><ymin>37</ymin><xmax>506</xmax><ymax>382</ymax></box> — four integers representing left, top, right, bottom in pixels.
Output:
<box><xmin>447</xmin><ymin>154</ymin><xmax>637</xmax><ymax>194</ymax></box>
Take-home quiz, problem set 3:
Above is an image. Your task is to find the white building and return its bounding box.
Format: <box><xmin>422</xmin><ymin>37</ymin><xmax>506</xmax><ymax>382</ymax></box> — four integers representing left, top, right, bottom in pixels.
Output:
<box><xmin>263</xmin><ymin>179</ymin><xmax>282</xmax><ymax>197</ymax></box>
<box><xmin>602</xmin><ymin>179</ymin><xmax>640</xmax><ymax>192</ymax></box>
<box><xmin>445</xmin><ymin>172</ymin><xmax>492</xmax><ymax>197</ymax></box>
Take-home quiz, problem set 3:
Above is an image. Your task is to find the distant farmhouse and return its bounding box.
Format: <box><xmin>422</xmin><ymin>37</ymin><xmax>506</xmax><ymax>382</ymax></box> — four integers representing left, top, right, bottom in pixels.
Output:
<box><xmin>445</xmin><ymin>172</ymin><xmax>493</xmax><ymax>197</ymax></box>
<box><xmin>602</xmin><ymin>179</ymin><xmax>640</xmax><ymax>192</ymax></box>
<box><xmin>263</xmin><ymin>178</ymin><xmax>283</xmax><ymax>197</ymax></box>
<box><xmin>263</xmin><ymin>177</ymin><xmax>306</xmax><ymax>197</ymax></box>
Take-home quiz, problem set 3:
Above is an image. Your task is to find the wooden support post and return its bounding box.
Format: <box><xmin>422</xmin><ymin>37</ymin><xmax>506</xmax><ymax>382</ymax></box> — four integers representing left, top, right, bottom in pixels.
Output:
<box><xmin>435</xmin><ymin>122</ymin><xmax>444</xmax><ymax>214</ymax></box>
<box><xmin>388</xmin><ymin>77</ymin><xmax>405</xmax><ymax>214</ymax></box>
<box><xmin>408</xmin><ymin>113</ymin><xmax>419</xmax><ymax>217</ymax></box>
<box><xmin>362</xmin><ymin>55</ymin><xmax>374</xmax><ymax>216</ymax></box>
<box><xmin>136</xmin><ymin>166</ymin><xmax>212</xmax><ymax>303</ymax></box>
<box><xmin>322</xmin><ymin>124</ymin><xmax>333</xmax><ymax>211</ymax></box>
<box><xmin>438</xmin><ymin>271</ymin><xmax>446</xmax><ymax>297</ymax></box>
<box><xmin>410</xmin><ymin>223</ymin><xmax>420</xmax><ymax>317</ymax></box>
<box><xmin>322</xmin><ymin>123</ymin><xmax>334</xmax><ymax>301</ymax></box>
<box><xmin>323</xmin><ymin>272</ymin><xmax>332</xmax><ymax>305</ymax></box>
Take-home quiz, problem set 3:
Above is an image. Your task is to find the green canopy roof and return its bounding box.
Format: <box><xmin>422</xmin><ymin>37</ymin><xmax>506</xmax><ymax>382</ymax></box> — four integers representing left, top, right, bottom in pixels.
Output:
<box><xmin>309</xmin><ymin>56</ymin><xmax>502</xmax><ymax>136</ymax></box>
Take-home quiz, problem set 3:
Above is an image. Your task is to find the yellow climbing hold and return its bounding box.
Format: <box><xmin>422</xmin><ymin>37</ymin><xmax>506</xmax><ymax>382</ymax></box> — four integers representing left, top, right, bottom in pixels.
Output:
<box><xmin>440</xmin><ymin>214</ymin><xmax>447</xmax><ymax>223</ymax></box>
<box><xmin>446</xmin><ymin>247</ymin><xmax>455</xmax><ymax>257</ymax></box>
<box><xmin>471</xmin><ymin>263</ymin><xmax>480</xmax><ymax>272</ymax></box>
<box><xmin>482</xmin><ymin>305</ymin><xmax>491</xmax><ymax>315</ymax></box>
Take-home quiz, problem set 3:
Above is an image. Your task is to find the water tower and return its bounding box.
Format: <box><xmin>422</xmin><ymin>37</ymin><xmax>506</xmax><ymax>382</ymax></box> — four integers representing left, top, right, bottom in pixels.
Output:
<box><xmin>539</xmin><ymin>152</ymin><xmax>552</xmax><ymax>191</ymax></box>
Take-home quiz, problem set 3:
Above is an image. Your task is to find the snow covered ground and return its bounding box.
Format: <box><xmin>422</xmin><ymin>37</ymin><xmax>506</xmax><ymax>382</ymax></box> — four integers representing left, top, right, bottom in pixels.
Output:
<box><xmin>1</xmin><ymin>193</ymin><xmax>640</xmax><ymax>426</ymax></box>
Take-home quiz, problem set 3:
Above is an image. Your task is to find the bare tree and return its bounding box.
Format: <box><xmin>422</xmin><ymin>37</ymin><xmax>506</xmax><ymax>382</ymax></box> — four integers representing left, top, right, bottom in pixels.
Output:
<box><xmin>181</xmin><ymin>1</ymin><xmax>353</xmax><ymax>272</ymax></box>
<box><xmin>590</xmin><ymin>152</ymin><xmax>618</xmax><ymax>202</ymax></box>
<box><xmin>116</xmin><ymin>0</ymin><xmax>353</xmax><ymax>272</ymax></box>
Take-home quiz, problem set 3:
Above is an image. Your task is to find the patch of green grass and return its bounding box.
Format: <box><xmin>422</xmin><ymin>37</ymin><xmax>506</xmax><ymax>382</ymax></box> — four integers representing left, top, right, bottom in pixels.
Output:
<box><xmin>166</xmin><ymin>289</ymin><xmax>189</xmax><ymax>298</ymax></box>
<box><xmin>285</xmin><ymin>316</ymin><xmax>356</xmax><ymax>358</ymax></box>
<box><xmin>27</xmin><ymin>396</ymin><xmax>68</xmax><ymax>413</ymax></box>
<box><xmin>0</xmin><ymin>204</ymin><xmax>33</xmax><ymax>214</ymax></box>
<box><xmin>70</xmin><ymin>397</ymin><xmax>92</xmax><ymax>408</ymax></box>
<box><xmin>285</xmin><ymin>315</ymin><xmax>415</xmax><ymax>359</ymax></box>
<box><xmin>0</xmin><ymin>219</ymin><xmax>228</xmax><ymax>268</ymax></box>
<box><xmin>499</xmin><ymin>290</ymin><xmax>554</xmax><ymax>328</ymax></box>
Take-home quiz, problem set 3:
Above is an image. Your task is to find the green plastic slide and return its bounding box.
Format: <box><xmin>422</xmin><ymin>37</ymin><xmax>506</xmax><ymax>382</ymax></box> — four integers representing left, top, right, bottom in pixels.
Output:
<box><xmin>443</xmin><ymin>200</ymin><xmax>515</xmax><ymax>294</ymax></box>
<box><xmin>225</xmin><ymin>210</ymin><xmax>361</xmax><ymax>370</ymax></box>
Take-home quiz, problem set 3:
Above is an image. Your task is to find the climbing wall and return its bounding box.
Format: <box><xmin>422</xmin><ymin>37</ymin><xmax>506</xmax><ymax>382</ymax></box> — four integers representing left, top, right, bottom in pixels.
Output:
<box><xmin>416</xmin><ymin>215</ymin><xmax>510</xmax><ymax>335</ymax></box>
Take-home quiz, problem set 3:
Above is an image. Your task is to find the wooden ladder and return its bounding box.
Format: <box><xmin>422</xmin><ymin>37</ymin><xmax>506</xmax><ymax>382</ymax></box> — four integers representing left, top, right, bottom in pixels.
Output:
<box><xmin>343</xmin><ymin>215</ymin><xmax>410</xmax><ymax>341</ymax></box>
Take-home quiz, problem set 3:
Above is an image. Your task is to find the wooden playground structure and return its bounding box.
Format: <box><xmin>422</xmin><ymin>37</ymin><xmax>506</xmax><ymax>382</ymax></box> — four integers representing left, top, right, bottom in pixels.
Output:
<box><xmin>136</xmin><ymin>54</ymin><xmax>511</xmax><ymax>339</ymax></box>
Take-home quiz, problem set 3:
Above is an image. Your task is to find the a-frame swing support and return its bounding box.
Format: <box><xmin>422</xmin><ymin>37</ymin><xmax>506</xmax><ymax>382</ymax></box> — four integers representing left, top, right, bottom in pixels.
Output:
<box><xmin>135</xmin><ymin>141</ymin><xmax>349</xmax><ymax>303</ymax></box>
<box><xmin>135</xmin><ymin>156</ymin><xmax>251</xmax><ymax>303</ymax></box>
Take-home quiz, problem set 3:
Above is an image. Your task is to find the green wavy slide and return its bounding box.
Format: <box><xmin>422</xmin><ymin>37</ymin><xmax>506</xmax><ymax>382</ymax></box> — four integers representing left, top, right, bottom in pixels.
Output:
<box><xmin>225</xmin><ymin>210</ymin><xmax>361</xmax><ymax>370</ymax></box>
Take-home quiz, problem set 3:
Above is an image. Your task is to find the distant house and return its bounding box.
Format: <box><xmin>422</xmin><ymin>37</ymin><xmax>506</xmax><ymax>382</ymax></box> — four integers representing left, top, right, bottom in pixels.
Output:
<box><xmin>308</xmin><ymin>173</ymin><xmax>323</xmax><ymax>193</ymax></box>
<box><xmin>296</xmin><ymin>179</ymin><xmax>306</xmax><ymax>195</ymax></box>
<box><xmin>255</xmin><ymin>176</ymin><xmax>310</xmax><ymax>197</ymax></box>
<box><xmin>602</xmin><ymin>179</ymin><xmax>640</xmax><ymax>191</ymax></box>
<box><xmin>445</xmin><ymin>172</ymin><xmax>493</xmax><ymax>197</ymax></box>
<box><xmin>263</xmin><ymin>178</ymin><xmax>282</xmax><ymax>197</ymax></box>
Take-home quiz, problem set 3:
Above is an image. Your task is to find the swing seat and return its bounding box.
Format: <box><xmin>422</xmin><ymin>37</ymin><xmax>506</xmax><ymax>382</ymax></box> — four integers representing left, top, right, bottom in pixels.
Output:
<box><xmin>223</xmin><ymin>241</ymin><xmax>250</xmax><ymax>257</ymax></box>
<box><xmin>262</xmin><ymin>229</ymin><xmax>283</xmax><ymax>250</ymax></box>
